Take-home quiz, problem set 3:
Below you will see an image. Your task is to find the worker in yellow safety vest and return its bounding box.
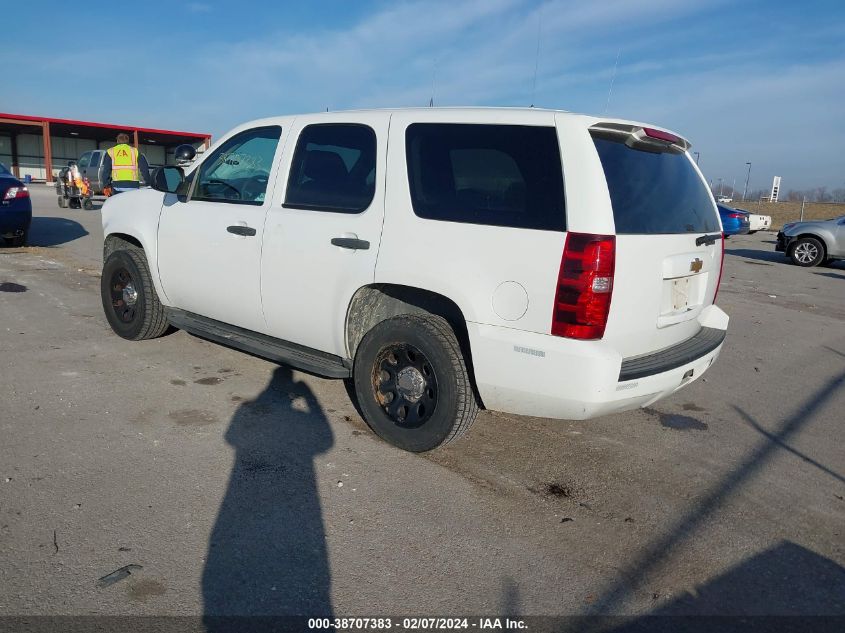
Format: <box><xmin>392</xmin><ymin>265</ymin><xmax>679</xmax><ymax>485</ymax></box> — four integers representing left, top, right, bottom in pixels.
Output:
<box><xmin>102</xmin><ymin>133</ymin><xmax>150</xmax><ymax>193</ymax></box>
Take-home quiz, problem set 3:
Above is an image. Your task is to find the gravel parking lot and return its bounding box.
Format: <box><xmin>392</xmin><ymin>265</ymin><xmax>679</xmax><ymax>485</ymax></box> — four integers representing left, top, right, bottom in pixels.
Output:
<box><xmin>1</xmin><ymin>185</ymin><xmax>843</xmax><ymax>621</ymax></box>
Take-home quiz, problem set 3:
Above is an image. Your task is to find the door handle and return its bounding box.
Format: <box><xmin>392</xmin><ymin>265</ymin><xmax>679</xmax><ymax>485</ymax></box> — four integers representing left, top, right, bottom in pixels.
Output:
<box><xmin>331</xmin><ymin>237</ymin><xmax>370</xmax><ymax>250</ymax></box>
<box><xmin>227</xmin><ymin>225</ymin><xmax>256</xmax><ymax>237</ymax></box>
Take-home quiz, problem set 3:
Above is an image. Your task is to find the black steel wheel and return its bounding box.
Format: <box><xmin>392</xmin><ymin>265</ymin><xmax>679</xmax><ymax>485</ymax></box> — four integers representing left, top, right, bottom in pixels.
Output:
<box><xmin>109</xmin><ymin>266</ymin><xmax>139</xmax><ymax>325</ymax></box>
<box><xmin>353</xmin><ymin>314</ymin><xmax>478</xmax><ymax>452</ymax></box>
<box><xmin>101</xmin><ymin>245</ymin><xmax>169</xmax><ymax>340</ymax></box>
<box><xmin>373</xmin><ymin>343</ymin><xmax>439</xmax><ymax>429</ymax></box>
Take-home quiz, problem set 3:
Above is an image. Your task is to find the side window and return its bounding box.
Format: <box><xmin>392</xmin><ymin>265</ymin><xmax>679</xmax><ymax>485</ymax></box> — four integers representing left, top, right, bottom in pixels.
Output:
<box><xmin>193</xmin><ymin>126</ymin><xmax>282</xmax><ymax>205</ymax></box>
<box><xmin>284</xmin><ymin>124</ymin><xmax>376</xmax><ymax>214</ymax></box>
<box><xmin>78</xmin><ymin>153</ymin><xmax>91</xmax><ymax>169</ymax></box>
<box><xmin>405</xmin><ymin>123</ymin><xmax>566</xmax><ymax>231</ymax></box>
<box><xmin>90</xmin><ymin>152</ymin><xmax>101</xmax><ymax>168</ymax></box>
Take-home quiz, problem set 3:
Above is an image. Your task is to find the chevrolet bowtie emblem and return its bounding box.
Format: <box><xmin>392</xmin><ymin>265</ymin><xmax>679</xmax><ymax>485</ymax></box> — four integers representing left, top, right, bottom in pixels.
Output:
<box><xmin>690</xmin><ymin>258</ymin><xmax>703</xmax><ymax>273</ymax></box>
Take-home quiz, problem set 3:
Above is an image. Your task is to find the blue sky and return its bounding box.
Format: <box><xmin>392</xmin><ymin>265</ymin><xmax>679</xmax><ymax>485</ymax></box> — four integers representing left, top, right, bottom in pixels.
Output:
<box><xmin>6</xmin><ymin>0</ymin><xmax>844</xmax><ymax>191</ymax></box>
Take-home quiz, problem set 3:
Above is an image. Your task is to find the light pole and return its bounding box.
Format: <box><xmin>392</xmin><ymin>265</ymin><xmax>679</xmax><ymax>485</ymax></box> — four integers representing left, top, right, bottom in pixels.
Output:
<box><xmin>742</xmin><ymin>162</ymin><xmax>751</xmax><ymax>201</ymax></box>
<box><xmin>694</xmin><ymin>151</ymin><xmax>700</xmax><ymax>165</ymax></box>
<box><xmin>718</xmin><ymin>178</ymin><xmax>723</xmax><ymax>197</ymax></box>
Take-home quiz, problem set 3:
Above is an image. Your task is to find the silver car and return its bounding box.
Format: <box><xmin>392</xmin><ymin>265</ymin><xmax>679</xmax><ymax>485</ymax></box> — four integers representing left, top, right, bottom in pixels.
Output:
<box><xmin>776</xmin><ymin>215</ymin><xmax>845</xmax><ymax>267</ymax></box>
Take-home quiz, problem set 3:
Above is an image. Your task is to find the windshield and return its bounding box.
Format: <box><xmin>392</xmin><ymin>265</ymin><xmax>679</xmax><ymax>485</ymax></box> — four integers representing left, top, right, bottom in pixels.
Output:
<box><xmin>593</xmin><ymin>136</ymin><xmax>719</xmax><ymax>234</ymax></box>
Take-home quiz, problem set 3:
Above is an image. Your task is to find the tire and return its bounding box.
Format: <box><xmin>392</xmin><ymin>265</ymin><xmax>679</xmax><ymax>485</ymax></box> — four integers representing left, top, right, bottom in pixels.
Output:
<box><xmin>352</xmin><ymin>314</ymin><xmax>478</xmax><ymax>452</ymax></box>
<box><xmin>57</xmin><ymin>195</ymin><xmax>67</xmax><ymax>209</ymax></box>
<box><xmin>83</xmin><ymin>198</ymin><xmax>93</xmax><ymax>211</ymax></box>
<box><xmin>748</xmin><ymin>230</ymin><xmax>757</xmax><ymax>235</ymax></box>
<box><xmin>69</xmin><ymin>198</ymin><xmax>81</xmax><ymax>209</ymax></box>
<box><xmin>11</xmin><ymin>229</ymin><xmax>28</xmax><ymax>248</ymax></box>
<box><xmin>788</xmin><ymin>236</ymin><xmax>825</xmax><ymax>267</ymax></box>
<box><xmin>101</xmin><ymin>245</ymin><xmax>169</xmax><ymax>341</ymax></box>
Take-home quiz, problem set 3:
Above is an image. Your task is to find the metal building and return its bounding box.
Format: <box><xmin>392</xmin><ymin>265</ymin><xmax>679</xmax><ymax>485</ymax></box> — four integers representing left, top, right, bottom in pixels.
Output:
<box><xmin>0</xmin><ymin>112</ymin><xmax>211</xmax><ymax>182</ymax></box>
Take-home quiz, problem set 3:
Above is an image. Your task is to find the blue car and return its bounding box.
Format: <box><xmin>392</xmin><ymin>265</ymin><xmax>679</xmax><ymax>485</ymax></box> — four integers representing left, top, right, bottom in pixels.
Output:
<box><xmin>717</xmin><ymin>203</ymin><xmax>750</xmax><ymax>237</ymax></box>
<box><xmin>0</xmin><ymin>162</ymin><xmax>32</xmax><ymax>246</ymax></box>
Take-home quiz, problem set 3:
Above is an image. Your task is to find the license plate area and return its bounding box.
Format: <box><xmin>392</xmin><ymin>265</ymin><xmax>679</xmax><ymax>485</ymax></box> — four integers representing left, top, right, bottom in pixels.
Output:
<box><xmin>658</xmin><ymin>274</ymin><xmax>706</xmax><ymax>327</ymax></box>
<box><xmin>671</xmin><ymin>277</ymin><xmax>691</xmax><ymax>311</ymax></box>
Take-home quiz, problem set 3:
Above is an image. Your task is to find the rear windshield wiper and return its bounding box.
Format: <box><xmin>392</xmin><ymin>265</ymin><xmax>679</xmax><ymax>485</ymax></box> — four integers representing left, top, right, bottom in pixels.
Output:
<box><xmin>696</xmin><ymin>233</ymin><xmax>721</xmax><ymax>246</ymax></box>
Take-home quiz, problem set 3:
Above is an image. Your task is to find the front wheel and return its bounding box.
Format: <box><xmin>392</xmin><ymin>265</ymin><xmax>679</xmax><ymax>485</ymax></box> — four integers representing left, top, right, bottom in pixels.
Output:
<box><xmin>789</xmin><ymin>236</ymin><xmax>825</xmax><ymax>267</ymax></box>
<box><xmin>83</xmin><ymin>198</ymin><xmax>93</xmax><ymax>211</ymax></box>
<box><xmin>352</xmin><ymin>314</ymin><xmax>478</xmax><ymax>452</ymax></box>
<box><xmin>101</xmin><ymin>246</ymin><xmax>170</xmax><ymax>340</ymax></box>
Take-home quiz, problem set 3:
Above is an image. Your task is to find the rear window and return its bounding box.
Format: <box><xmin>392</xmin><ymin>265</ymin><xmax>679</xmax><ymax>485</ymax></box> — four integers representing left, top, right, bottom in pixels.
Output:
<box><xmin>592</xmin><ymin>136</ymin><xmax>718</xmax><ymax>234</ymax></box>
<box><xmin>406</xmin><ymin>123</ymin><xmax>565</xmax><ymax>231</ymax></box>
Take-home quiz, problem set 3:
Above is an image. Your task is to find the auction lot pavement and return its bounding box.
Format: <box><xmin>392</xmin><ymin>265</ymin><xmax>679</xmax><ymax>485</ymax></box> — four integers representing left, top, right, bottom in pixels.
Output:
<box><xmin>1</xmin><ymin>186</ymin><xmax>843</xmax><ymax>620</ymax></box>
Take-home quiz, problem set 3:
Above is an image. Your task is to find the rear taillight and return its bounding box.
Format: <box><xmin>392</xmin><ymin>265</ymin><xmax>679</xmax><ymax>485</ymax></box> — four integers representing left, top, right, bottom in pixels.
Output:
<box><xmin>728</xmin><ymin>212</ymin><xmax>743</xmax><ymax>219</ymax></box>
<box><xmin>643</xmin><ymin>127</ymin><xmax>680</xmax><ymax>144</ymax></box>
<box><xmin>713</xmin><ymin>232</ymin><xmax>725</xmax><ymax>303</ymax></box>
<box><xmin>3</xmin><ymin>186</ymin><xmax>29</xmax><ymax>200</ymax></box>
<box><xmin>552</xmin><ymin>233</ymin><xmax>615</xmax><ymax>340</ymax></box>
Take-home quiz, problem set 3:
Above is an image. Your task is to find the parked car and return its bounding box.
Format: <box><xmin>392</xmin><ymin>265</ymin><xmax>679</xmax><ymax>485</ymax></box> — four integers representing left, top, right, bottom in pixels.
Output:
<box><xmin>76</xmin><ymin>149</ymin><xmax>151</xmax><ymax>194</ymax></box>
<box><xmin>717</xmin><ymin>196</ymin><xmax>732</xmax><ymax>203</ymax></box>
<box><xmin>100</xmin><ymin>108</ymin><xmax>729</xmax><ymax>452</ymax></box>
<box><xmin>776</xmin><ymin>216</ymin><xmax>845</xmax><ymax>267</ymax></box>
<box><xmin>0</xmin><ymin>161</ymin><xmax>32</xmax><ymax>246</ymax></box>
<box><xmin>734</xmin><ymin>207</ymin><xmax>771</xmax><ymax>234</ymax></box>
<box><xmin>717</xmin><ymin>203</ymin><xmax>750</xmax><ymax>237</ymax></box>
<box><xmin>76</xmin><ymin>150</ymin><xmax>107</xmax><ymax>194</ymax></box>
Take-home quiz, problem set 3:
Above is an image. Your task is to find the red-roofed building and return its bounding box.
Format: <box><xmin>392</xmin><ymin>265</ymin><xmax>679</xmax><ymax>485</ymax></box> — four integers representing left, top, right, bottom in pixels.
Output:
<box><xmin>0</xmin><ymin>112</ymin><xmax>211</xmax><ymax>182</ymax></box>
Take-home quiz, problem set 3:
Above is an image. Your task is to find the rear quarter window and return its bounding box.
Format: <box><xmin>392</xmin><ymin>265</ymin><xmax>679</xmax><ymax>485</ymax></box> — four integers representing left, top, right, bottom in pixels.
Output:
<box><xmin>592</xmin><ymin>135</ymin><xmax>718</xmax><ymax>234</ymax></box>
<box><xmin>406</xmin><ymin>123</ymin><xmax>565</xmax><ymax>231</ymax></box>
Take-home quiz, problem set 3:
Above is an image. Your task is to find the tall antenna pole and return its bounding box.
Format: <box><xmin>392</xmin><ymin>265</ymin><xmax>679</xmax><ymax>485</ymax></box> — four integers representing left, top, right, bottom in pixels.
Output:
<box><xmin>429</xmin><ymin>57</ymin><xmax>438</xmax><ymax>107</ymax></box>
<box><xmin>604</xmin><ymin>49</ymin><xmax>621</xmax><ymax>115</ymax></box>
<box><xmin>530</xmin><ymin>6</ymin><xmax>543</xmax><ymax>107</ymax></box>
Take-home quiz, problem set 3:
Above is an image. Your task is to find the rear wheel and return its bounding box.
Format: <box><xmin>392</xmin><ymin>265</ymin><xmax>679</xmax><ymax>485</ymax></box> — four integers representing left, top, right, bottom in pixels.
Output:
<box><xmin>83</xmin><ymin>198</ymin><xmax>93</xmax><ymax>210</ymax></box>
<box><xmin>57</xmin><ymin>195</ymin><xmax>67</xmax><ymax>209</ymax></box>
<box><xmin>101</xmin><ymin>245</ymin><xmax>169</xmax><ymax>340</ymax></box>
<box><xmin>352</xmin><ymin>314</ymin><xmax>478</xmax><ymax>452</ymax></box>
<box><xmin>11</xmin><ymin>229</ymin><xmax>28</xmax><ymax>247</ymax></box>
<box><xmin>789</xmin><ymin>236</ymin><xmax>825</xmax><ymax>267</ymax></box>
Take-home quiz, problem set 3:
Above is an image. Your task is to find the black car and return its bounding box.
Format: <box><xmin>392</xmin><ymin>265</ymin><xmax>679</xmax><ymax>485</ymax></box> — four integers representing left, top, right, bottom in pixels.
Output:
<box><xmin>0</xmin><ymin>162</ymin><xmax>32</xmax><ymax>246</ymax></box>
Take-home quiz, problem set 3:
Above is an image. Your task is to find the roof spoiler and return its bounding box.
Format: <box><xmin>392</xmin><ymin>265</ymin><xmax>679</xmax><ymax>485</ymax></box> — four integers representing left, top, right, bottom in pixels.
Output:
<box><xmin>589</xmin><ymin>122</ymin><xmax>691</xmax><ymax>154</ymax></box>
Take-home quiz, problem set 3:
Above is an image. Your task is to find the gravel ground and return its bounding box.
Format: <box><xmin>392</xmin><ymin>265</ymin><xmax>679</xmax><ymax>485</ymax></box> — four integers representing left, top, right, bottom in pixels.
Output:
<box><xmin>0</xmin><ymin>185</ymin><xmax>843</xmax><ymax>621</ymax></box>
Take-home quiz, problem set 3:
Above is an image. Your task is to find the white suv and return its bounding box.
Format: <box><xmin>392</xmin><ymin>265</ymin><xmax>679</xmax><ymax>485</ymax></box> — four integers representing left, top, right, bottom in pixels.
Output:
<box><xmin>100</xmin><ymin>108</ymin><xmax>728</xmax><ymax>452</ymax></box>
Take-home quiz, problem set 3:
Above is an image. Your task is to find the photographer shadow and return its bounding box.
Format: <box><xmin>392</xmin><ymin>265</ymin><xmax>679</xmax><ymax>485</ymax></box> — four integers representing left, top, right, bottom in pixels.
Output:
<box><xmin>203</xmin><ymin>366</ymin><xmax>335</xmax><ymax>625</ymax></box>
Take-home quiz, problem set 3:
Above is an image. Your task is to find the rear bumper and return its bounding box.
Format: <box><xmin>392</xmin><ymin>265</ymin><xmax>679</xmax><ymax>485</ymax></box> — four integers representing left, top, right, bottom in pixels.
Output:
<box><xmin>0</xmin><ymin>205</ymin><xmax>32</xmax><ymax>237</ymax></box>
<box><xmin>467</xmin><ymin>305</ymin><xmax>729</xmax><ymax>420</ymax></box>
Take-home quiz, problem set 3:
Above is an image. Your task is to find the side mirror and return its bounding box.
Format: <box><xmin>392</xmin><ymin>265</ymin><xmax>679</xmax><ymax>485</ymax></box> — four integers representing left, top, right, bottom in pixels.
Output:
<box><xmin>174</xmin><ymin>144</ymin><xmax>197</xmax><ymax>164</ymax></box>
<box><xmin>152</xmin><ymin>166</ymin><xmax>185</xmax><ymax>194</ymax></box>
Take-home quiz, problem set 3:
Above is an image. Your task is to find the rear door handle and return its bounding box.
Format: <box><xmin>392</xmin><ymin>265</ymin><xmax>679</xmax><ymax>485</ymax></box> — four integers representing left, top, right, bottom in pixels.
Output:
<box><xmin>227</xmin><ymin>225</ymin><xmax>256</xmax><ymax>237</ymax></box>
<box><xmin>331</xmin><ymin>237</ymin><xmax>370</xmax><ymax>250</ymax></box>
